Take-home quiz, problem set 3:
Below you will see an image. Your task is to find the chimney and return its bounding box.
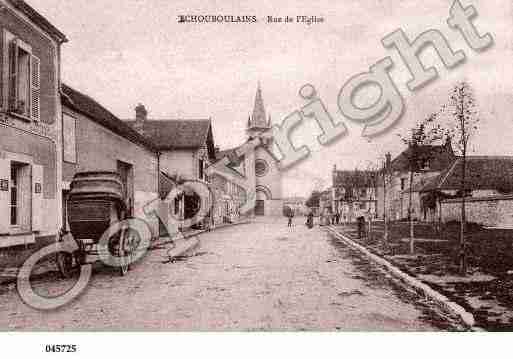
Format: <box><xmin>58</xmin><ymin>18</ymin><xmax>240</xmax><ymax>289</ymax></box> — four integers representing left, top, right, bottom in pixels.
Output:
<box><xmin>135</xmin><ymin>103</ymin><xmax>147</xmax><ymax>122</ymax></box>
<box><xmin>385</xmin><ymin>152</ymin><xmax>392</xmax><ymax>169</ymax></box>
<box><xmin>134</xmin><ymin>103</ymin><xmax>147</xmax><ymax>134</ymax></box>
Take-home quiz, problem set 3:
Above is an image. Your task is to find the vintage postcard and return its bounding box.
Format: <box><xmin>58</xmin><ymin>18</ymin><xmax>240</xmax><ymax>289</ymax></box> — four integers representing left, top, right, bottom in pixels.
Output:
<box><xmin>0</xmin><ymin>0</ymin><xmax>512</xmax><ymax>355</ymax></box>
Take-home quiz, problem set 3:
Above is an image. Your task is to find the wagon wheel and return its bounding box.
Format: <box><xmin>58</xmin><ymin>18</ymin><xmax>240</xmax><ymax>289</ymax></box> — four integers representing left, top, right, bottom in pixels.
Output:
<box><xmin>117</xmin><ymin>226</ymin><xmax>138</xmax><ymax>276</ymax></box>
<box><xmin>116</xmin><ymin>228</ymin><xmax>128</xmax><ymax>276</ymax></box>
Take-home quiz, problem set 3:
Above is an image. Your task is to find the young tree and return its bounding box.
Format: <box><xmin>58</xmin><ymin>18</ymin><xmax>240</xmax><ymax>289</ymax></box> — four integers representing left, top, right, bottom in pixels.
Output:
<box><xmin>449</xmin><ymin>81</ymin><xmax>479</xmax><ymax>275</ymax></box>
<box><xmin>399</xmin><ymin>111</ymin><xmax>446</xmax><ymax>253</ymax></box>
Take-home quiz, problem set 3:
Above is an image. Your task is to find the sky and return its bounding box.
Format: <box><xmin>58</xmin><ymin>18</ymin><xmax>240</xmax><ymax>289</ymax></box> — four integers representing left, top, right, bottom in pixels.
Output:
<box><xmin>26</xmin><ymin>0</ymin><xmax>513</xmax><ymax>197</ymax></box>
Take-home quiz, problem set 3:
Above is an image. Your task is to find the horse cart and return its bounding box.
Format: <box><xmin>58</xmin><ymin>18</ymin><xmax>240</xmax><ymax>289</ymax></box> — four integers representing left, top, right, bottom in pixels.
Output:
<box><xmin>56</xmin><ymin>171</ymin><xmax>138</xmax><ymax>277</ymax></box>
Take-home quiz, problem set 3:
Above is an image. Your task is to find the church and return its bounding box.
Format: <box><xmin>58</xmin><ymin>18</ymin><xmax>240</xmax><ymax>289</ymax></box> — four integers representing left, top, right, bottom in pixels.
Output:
<box><xmin>247</xmin><ymin>84</ymin><xmax>284</xmax><ymax>216</ymax></box>
<box><xmin>212</xmin><ymin>84</ymin><xmax>284</xmax><ymax>216</ymax></box>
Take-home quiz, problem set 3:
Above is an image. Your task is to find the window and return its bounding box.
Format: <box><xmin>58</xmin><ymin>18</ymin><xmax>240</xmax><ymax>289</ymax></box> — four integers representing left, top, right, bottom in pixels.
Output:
<box><xmin>400</xmin><ymin>178</ymin><xmax>406</xmax><ymax>190</ymax></box>
<box><xmin>199</xmin><ymin>159</ymin><xmax>204</xmax><ymax>180</ymax></box>
<box><xmin>4</xmin><ymin>32</ymin><xmax>40</xmax><ymax>121</ymax></box>
<box><xmin>10</xmin><ymin>165</ymin><xmax>18</xmax><ymax>225</ymax></box>
<box><xmin>63</xmin><ymin>114</ymin><xmax>77</xmax><ymax>163</ymax></box>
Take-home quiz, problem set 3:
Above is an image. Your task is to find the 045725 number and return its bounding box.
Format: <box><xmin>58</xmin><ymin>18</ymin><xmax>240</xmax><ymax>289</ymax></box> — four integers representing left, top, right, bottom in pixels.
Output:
<box><xmin>44</xmin><ymin>345</ymin><xmax>77</xmax><ymax>353</ymax></box>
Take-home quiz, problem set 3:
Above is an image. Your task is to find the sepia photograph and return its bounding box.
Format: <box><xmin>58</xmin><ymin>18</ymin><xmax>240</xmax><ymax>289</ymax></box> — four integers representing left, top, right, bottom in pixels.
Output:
<box><xmin>0</xmin><ymin>0</ymin><xmax>513</xmax><ymax>355</ymax></box>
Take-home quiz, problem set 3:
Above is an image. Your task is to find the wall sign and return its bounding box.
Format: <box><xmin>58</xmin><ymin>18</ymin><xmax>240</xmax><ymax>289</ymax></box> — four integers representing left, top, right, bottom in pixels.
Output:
<box><xmin>0</xmin><ymin>179</ymin><xmax>8</xmax><ymax>191</ymax></box>
<box><xmin>34</xmin><ymin>183</ymin><xmax>42</xmax><ymax>194</ymax></box>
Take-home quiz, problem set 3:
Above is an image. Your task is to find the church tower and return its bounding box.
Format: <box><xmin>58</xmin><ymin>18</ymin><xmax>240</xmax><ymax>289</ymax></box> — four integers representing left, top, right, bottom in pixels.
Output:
<box><xmin>247</xmin><ymin>83</ymin><xmax>271</xmax><ymax>138</ymax></box>
<box><xmin>245</xmin><ymin>83</ymin><xmax>283</xmax><ymax>216</ymax></box>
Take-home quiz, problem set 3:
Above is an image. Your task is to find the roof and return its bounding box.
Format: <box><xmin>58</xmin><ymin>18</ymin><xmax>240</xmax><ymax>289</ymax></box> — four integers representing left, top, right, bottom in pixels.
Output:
<box><xmin>214</xmin><ymin>145</ymin><xmax>245</xmax><ymax>165</ymax></box>
<box><xmin>391</xmin><ymin>143</ymin><xmax>454</xmax><ymax>172</ymax></box>
<box><xmin>420</xmin><ymin>156</ymin><xmax>513</xmax><ymax>193</ymax></box>
<box><xmin>333</xmin><ymin>170</ymin><xmax>378</xmax><ymax>188</ymax></box>
<box><xmin>126</xmin><ymin>119</ymin><xmax>216</xmax><ymax>158</ymax></box>
<box><xmin>6</xmin><ymin>0</ymin><xmax>67</xmax><ymax>43</ymax></box>
<box><xmin>61</xmin><ymin>84</ymin><xmax>157</xmax><ymax>152</ymax></box>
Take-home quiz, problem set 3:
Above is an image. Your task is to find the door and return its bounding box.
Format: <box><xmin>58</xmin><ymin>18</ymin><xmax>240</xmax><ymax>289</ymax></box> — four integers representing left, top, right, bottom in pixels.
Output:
<box><xmin>117</xmin><ymin>161</ymin><xmax>134</xmax><ymax>217</ymax></box>
<box><xmin>255</xmin><ymin>200</ymin><xmax>265</xmax><ymax>216</ymax></box>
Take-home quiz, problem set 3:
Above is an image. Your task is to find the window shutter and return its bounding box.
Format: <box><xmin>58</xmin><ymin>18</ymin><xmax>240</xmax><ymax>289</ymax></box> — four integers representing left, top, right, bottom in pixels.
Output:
<box><xmin>31</xmin><ymin>164</ymin><xmax>43</xmax><ymax>232</ymax></box>
<box><xmin>8</xmin><ymin>39</ymin><xmax>19</xmax><ymax>112</ymax></box>
<box><xmin>0</xmin><ymin>159</ymin><xmax>10</xmax><ymax>234</ymax></box>
<box><xmin>30</xmin><ymin>55</ymin><xmax>41</xmax><ymax>121</ymax></box>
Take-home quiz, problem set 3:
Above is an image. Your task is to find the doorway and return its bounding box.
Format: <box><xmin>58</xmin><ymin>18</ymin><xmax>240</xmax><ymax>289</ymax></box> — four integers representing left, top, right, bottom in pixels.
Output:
<box><xmin>255</xmin><ymin>200</ymin><xmax>265</xmax><ymax>216</ymax></box>
<box><xmin>117</xmin><ymin>160</ymin><xmax>134</xmax><ymax>217</ymax></box>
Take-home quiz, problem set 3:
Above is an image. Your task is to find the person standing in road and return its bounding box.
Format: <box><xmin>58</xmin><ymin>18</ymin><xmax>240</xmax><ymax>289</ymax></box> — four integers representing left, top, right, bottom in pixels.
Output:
<box><xmin>287</xmin><ymin>209</ymin><xmax>295</xmax><ymax>227</ymax></box>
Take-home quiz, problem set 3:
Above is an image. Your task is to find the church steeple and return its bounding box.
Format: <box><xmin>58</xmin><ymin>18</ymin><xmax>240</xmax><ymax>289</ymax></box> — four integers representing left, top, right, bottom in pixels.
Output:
<box><xmin>248</xmin><ymin>83</ymin><xmax>269</xmax><ymax>131</ymax></box>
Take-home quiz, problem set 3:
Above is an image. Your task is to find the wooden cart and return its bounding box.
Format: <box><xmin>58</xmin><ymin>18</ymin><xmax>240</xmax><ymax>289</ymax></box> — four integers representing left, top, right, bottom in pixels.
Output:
<box><xmin>56</xmin><ymin>171</ymin><xmax>137</xmax><ymax>277</ymax></box>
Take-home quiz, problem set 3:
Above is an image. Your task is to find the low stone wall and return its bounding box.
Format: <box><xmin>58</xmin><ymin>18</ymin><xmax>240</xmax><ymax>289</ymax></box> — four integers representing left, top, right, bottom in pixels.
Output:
<box><xmin>441</xmin><ymin>195</ymin><xmax>513</xmax><ymax>227</ymax></box>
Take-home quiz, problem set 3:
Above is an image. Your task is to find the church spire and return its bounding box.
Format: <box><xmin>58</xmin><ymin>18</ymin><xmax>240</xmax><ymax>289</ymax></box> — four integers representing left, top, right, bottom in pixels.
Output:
<box><xmin>249</xmin><ymin>83</ymin><xmax>268</xmax><ymax>129</ymax></box>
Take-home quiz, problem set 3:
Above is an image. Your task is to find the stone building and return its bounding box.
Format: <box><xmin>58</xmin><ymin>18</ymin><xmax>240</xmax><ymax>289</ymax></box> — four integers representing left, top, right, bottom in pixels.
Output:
<box><xmin>376</xmin><ymin>139</ymin><xmax>455</xmax><ymax>221</ymax></box>
<box><xmin>247</xmin><ymin>84</ymin><xmax>283</xmax><ymax>216</ymax></box>
<box><xmin>60</xmin><ymin>85</ymin><xmax>160</xmax><ymax>236</ymax></box>
<box><xmin>0</xmin><ymin>0</ymin><xmax>67</xmax><ymax>247</ymax></box>
<box><xmin>211</xmin><ymin>84</ymin><xmax>284</xmax><ymax>217</ymax></box>
<box><xmin>332</xmin><ymin>168</ymin><xmax>378</xmax><ymax>222</ymax></box>
<box><xmin>420</xmin><ymin>156</ymin><xmax>513</xmax><ymax>227</ymax></box>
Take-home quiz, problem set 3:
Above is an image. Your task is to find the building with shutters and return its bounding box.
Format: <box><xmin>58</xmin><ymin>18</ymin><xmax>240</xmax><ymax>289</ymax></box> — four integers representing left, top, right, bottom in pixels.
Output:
<box><xmin>0</xmin><ymin>0</ymin><xmax>67</xmax><ymax>247</ymax></box>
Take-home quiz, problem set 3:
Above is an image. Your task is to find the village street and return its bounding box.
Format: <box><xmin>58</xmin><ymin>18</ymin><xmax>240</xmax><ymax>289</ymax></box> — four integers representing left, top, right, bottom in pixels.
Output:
<box><xmin>0</xmin><ymin>218</ymin><xmax>462</xmax><ymax>331</ymax></box>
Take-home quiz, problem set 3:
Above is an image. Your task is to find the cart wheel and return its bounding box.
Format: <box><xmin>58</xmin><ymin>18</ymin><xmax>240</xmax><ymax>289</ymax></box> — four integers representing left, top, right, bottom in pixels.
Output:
<box><xmin>56</xmin><ymin>252</ymin><xmax>74</xmax><ymax>279</ymax></box>
<box><xmin>118</xmin><ymin>228</ymin><xmax>133</xmax><ymax>276</ymax></box>
<box><xmin>118</xmin><ymin>236</ymin><xmax>129</xmax><ymax>277</ymax></box>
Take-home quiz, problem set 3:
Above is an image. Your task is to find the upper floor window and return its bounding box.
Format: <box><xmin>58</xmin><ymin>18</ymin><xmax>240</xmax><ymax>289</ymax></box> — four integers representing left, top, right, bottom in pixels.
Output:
<box><xmin>63</xmin><ymin>113</ymin><xmax>77</xmax><ymax>163</ymax></box>
<box><xmin>400</xmin><ymin>178</ymin><xmax>406</xmax><ymax>190</ymax></box>
<box><xmin>4</xmin><ymin>31</ymin><xmax>40</xmax><ymax>121</ymax></box>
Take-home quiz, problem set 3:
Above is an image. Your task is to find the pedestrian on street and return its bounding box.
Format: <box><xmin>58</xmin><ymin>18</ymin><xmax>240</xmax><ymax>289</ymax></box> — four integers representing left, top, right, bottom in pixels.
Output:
<box><xmin>287</xmin><ymin>210</ymin><xmax>295</xmax><ymax>227</ymax></box>
<box><xmin>306</xmin><ymin>210</ymin><xmax>314</xmax><ymax>229</ymax></box>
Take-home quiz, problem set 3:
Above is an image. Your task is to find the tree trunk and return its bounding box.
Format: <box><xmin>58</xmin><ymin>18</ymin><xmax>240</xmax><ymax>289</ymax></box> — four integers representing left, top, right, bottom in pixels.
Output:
<box><xmin>383</xmin><ymin>174</ymin><xmax>388</xmax><ymax>245</ymax></box>
<box><xmin>460</xmin><ymin>152</ymin><xmax>467</xmax><ymax>275</ymax></box>
<box><xmin>409</xmin><ymin>170</ymin><xmax>415</xmax><ymax>254</ymax></box>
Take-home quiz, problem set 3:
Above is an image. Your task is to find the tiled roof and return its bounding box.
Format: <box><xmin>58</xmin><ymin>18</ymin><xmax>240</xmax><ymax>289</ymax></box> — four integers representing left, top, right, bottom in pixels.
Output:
<box><xmin>391</xmin><ymin>144</ymin><xmax>455</xmax><ymax>172</ymax></box>
<box><xmin>420</xmin><ymin>156</ymin><xmax>513</xmax><ymax>193</ymax></box>
<box><xmin>126</xmin><ymin>119</ymin><xmax>215</xmax><ymax>157</ymax></box>
<box><xmin>333</xmin><ymin>170</ymin><xmax>378</xmax><ymax>188</ymax></box>
<box><xmin>61</xmin><ymin>84</ymin><xmax>157</xmax><ymax>152</ymax></box>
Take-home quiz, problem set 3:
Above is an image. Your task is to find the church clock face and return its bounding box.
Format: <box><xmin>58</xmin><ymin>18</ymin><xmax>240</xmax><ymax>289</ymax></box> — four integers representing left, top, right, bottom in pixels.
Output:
<box><xmin>255</xmin><ymin>159</ymin><xmax>269</xmax><ymax>177</ymax></box>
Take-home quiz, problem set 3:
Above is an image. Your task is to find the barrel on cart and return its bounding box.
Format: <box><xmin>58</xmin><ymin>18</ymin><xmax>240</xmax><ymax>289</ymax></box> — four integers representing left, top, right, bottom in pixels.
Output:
<box><xmin>56</xmin><ymin>171</ymin><xmax>137</xmax><ymax>277</ymax></box>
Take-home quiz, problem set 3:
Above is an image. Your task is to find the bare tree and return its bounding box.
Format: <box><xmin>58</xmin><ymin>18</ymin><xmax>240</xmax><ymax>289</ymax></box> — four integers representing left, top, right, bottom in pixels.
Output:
<box><xmin>449</xmin><ymin>81</ymin><xmax>479</xmax><ymax>275</ymax></box>
<box><xmin>380</xmin><ymin>155</ymin><xmax>392</xmax><ymax>245</ymax></box>
<box><xmin>399</xmin><ymin>111</ymin><xmax>446</xmax><ymax>253</ymax></box>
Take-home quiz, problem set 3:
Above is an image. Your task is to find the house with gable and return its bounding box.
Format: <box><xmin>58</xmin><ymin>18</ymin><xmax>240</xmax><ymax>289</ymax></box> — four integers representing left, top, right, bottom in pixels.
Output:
<box><xmin>126</xmin><ymin>104</ymin><xmax>217</xmax><ymax>222</ymax></box>
<box><xmin>377</xmin><ymin>138</ymin><xmax>455</xmax><ymax>221</ymax></box>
